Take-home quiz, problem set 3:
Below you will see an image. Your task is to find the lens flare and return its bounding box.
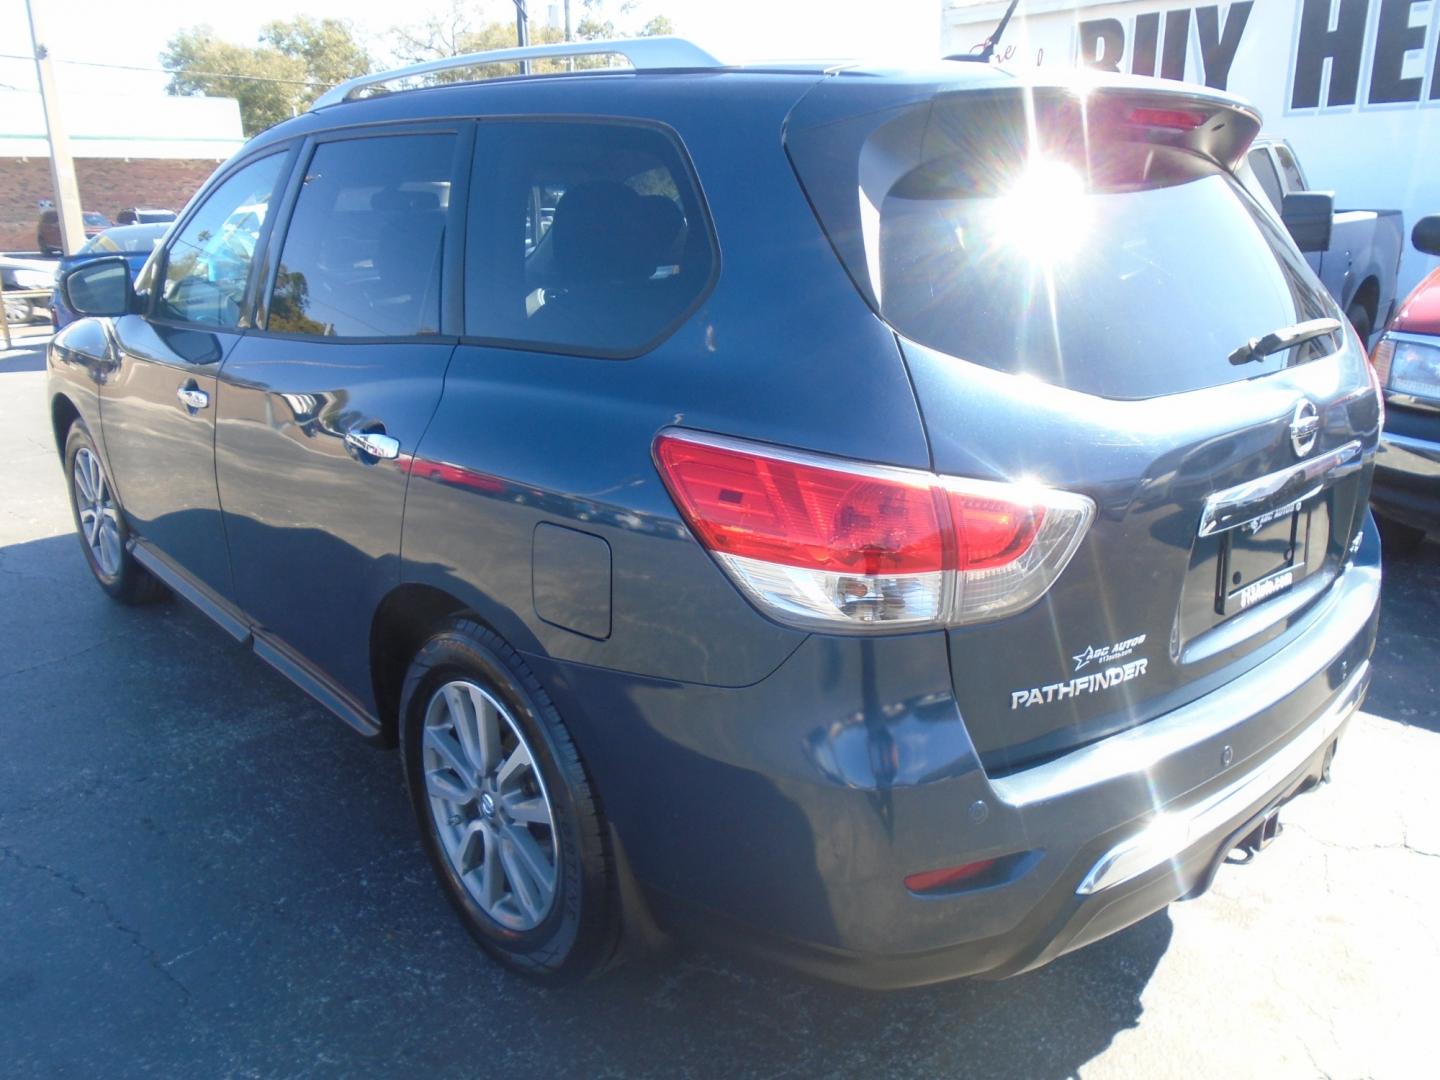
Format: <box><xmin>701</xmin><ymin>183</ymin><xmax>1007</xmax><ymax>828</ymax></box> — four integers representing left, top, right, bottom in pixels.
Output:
<box><xmin>990</xmin><ymin>158</ymin><xmax>1092</xmax><ymax>263</ymax></box>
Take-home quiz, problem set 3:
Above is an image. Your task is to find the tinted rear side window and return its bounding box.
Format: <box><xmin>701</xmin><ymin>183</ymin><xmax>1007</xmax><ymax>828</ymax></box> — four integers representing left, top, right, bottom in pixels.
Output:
<box><xmin>268</xmin><ymin>133</ymin><xmax>456</xmax><ymax>338</ymax></box>
<box><xmin>464</xmin><ymin>120</ymin><xmax>715</xmax><ymax>357</ymax></box>
<box><xmin>787</xmin><ymin>88</ymin><xmax>1339</xmax><ymax>400</ymax></box>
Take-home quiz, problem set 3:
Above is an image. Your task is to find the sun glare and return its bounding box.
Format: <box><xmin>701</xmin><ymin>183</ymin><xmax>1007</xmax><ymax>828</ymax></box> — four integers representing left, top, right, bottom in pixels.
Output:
<box><xmin>989</xmin><ymin>158</ymin><xmax>1093</xmax><ymax>263</ymax></box>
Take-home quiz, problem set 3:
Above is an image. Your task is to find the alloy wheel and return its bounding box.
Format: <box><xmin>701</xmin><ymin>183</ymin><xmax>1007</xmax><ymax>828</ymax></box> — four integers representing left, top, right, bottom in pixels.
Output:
<box><xmin>73</xmin><ymin>447</ymin><xmax>122</xmax><ymax>579</ymax></box>
<box><xmin>422</xmin><ymin>680</ymin><xmax>559</xmax><ymax>931</ymax></box>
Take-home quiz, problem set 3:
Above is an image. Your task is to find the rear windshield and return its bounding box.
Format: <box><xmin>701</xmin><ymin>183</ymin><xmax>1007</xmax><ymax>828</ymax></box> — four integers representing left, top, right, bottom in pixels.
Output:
<box><xmin>787</xmin><ymin>88</ymin><xmax>1339</xmax><ymax>399</ymax></box>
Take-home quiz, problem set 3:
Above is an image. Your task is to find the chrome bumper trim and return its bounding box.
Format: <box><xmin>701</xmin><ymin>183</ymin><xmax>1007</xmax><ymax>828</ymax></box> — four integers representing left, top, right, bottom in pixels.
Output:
<box><xmin>992</xmin><ymin>566</ymin><xmax>1379</xmax><ymax>809</ymax></box>
<box><xmin>1075</xmin><ymin>658</ymin><xmax>1370</xmax><ymax>896</ymax></box>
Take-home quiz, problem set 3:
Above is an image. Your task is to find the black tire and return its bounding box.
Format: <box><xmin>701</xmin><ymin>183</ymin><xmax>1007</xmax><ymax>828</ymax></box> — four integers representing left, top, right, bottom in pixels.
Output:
<box><xmin>1377</xmin><ymin>514</ymin><xmax>1426</xmax><ymax>555</ymax></box>
<box><xmin>399</xmin><ymin>618</ymin><xmax>618</xmax><ymax>981</ymax></box>
<box><xmin>62</xmin><ymin>422</ymin><xmax>166</xmax><ymax>605</ymax></box>
<box><xmin>1346</xmin><ymin>301</ymin><xmax>1373</xmax><ymax>349</ymax></box>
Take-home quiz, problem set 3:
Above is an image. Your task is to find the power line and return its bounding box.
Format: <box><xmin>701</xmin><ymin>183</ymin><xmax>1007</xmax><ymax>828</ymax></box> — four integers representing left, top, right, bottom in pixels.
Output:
<box><xmin>0</xmin><ymin>52</ymin><xmax>329</xmax><ymax>88</ymax></box>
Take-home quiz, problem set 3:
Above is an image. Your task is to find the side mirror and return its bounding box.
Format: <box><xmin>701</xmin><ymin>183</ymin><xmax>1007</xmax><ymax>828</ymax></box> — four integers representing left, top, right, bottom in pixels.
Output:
<box><xmin>1281</xmin><ymin>191</ymin><xmax>1334</xmax><ymax>253</ymax></box>
<box><xmin>1413</xmin><ymin>214</ymin><xmax>1440</xmax><ymax>257</ymax></box>
<box><xmin>62</xmin><ymin>256</ymin><xmax>134</xmax><ymax>318</ymax></box>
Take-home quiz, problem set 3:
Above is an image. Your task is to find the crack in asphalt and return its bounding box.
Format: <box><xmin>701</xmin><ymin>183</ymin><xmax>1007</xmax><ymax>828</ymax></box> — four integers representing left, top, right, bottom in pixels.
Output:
<box><xmin>0</xmin><ymin>843</ymin><xmax>192</xmax><ymax>1004</ymax></box>
<box><xmin>0</xmin><ymin>635</ymin><xmax>125</xmax><ymax>682</ymax></box>
<box><xmin>1287</xmin><ymin>822</ymin><xmax>1440</xmax><ymax>861</ymax></box>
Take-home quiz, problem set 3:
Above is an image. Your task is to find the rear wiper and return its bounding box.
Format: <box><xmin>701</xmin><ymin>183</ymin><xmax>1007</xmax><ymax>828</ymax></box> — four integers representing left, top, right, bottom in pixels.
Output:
<box><xmin>1227</xmin><ymin>318</ymin><xmax>1342</xmax><ymax>366</ymax></box>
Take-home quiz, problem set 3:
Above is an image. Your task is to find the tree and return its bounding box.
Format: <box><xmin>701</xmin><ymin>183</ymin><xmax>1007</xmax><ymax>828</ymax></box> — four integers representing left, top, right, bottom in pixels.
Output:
<box><xmin>390</xmin><ymin>1</ymin><xmax>677</xmax><ymax>80</ymax></box>
<box><xmin>261</xmin><ymin>17</ymin><xmax>372</xmax><ymax>95</ymax></box>
<box><xmin>163</xmin><ymin>18</ymin><xmax>372</xmax><ymax>137</ymax></box>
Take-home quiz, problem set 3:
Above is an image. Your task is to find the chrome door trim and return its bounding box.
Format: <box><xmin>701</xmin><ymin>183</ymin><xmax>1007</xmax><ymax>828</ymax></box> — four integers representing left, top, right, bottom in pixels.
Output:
<box><xmin>344</xmin><ymin>430</ymin><xmax>401</xmax><ymax>460</ymax></box>
<box><xmin>176</xmin><ymin>386</ymin><xmax>210</xmax><ymax>410</ymax></box>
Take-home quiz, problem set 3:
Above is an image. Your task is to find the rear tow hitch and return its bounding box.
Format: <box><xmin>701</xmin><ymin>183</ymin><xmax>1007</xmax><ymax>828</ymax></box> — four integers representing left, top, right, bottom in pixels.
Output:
<box><xmin>1237</xmin><ymin>807</ymin><xmax>1283</xmax><ymax>857</ymax></box>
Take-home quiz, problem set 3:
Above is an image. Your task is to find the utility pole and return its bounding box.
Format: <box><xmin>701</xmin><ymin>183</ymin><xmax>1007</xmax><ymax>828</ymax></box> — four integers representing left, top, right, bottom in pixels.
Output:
<box><xmin>564</xmin><ymin>0</ymin><xmax>573</xmax><ymax>41</ymax></box>
<box><xmin>513</xmin><ymin>0</ymin><xmax>530</xmax><ymax>74</ymax></box>
<box><xmin>25</xmin><ymin>0</ymin><xmax>85</xmax><ymax>256</ymax></box>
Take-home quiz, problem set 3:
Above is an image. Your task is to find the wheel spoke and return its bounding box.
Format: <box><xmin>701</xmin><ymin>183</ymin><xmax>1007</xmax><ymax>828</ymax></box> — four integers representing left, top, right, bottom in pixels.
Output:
<box><xmin>495</xmin><ymin>741</ymin><xmax>532</xmax><ymax>790</ymax></box>
<box><xmin>479</xmin><ymin>824</ymin><xmax>504</xmax><ymax>908</ymax></box>
<box><xmin>503</xmin><ymin>794</ymin><xmax>550</xmax><ymax>825</ymax></box>
<box><xmin>423</xmin><ymin>726</ymin><xmax>475</xmax><ymax>787</ymax></box>
<box><xmin>73</xmin><ymin>463</ymin><xmax>94</xmax><ymax>503</ymax></box>
<box><xmin>445</xmin><ymin>684</ymin><xmax>486</xmax><ymax>776</ymax></box>
<box><xmin>506</xmin><ymin>824</ymin><xmax>553</xmax><ymax>882</ymax></box>
<box><xmin>470</xmin><ymin>687</ymin><xmax>502</xmax><ymax>775</ymax></box>
<box><xmin>425</xmin><ymin>767</ymin><xmax>472</xmax><ymax>805</ymax></box>
<box><xmin>78</xmin><ymin>508</ymin><xmax>98</xmax><ymax>543</ymax></box>
<box><xmin>454</xmin><ymin>820</ymin><xmax>485</xmax><ymax>874</ymax></box>
<box><xmin>500</xmin><ymin>836</ymin><xmax>546</xmax><ymax>922</ymax></box>
<box><xmin>98</xmin><ymin>524</ymin><xmax>122</xmax><ymax>575</ymax></box>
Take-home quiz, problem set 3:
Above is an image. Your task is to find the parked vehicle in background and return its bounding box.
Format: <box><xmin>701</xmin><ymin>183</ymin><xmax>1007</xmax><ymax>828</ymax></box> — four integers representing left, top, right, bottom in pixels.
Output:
<box><xmin>49</xmin><ymin>223</ymin><xmax>170</xmax><ymax>330</ymax></box>
<box><xmin>36</xmin><ymin>209</ymin><xmax>112</xmax><ymax>256</ymax></box>
<box><xmin>115</xmin><ymin>208</ymin><xmax>177</xmax><ymax>225</ymax></box>
<box><xmin>1</xmin><ymin>253</ymin><xmax>56</xmax><ymax>324</ymax></box>
<box><xmin>48</xmin><ymin>41</ymin><xmax>1383</xmax><ymax>989</ymax></box>
<box><xmin>1370</xmin><ymin>215</ymin><xmax>1440</xmax><ymax>551</ymax></box>
<box><xmin>1241</xmin><ymin>138</ymin><xmax>1404</xmax><ymax>347</ymax></box>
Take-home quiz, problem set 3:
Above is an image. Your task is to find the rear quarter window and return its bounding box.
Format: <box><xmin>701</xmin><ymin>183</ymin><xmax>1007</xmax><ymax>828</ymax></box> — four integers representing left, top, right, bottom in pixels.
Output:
<box><xmin>463</xmin><ymin>119</ymin><xmax>716</xmax><ymax>358</ymax></box>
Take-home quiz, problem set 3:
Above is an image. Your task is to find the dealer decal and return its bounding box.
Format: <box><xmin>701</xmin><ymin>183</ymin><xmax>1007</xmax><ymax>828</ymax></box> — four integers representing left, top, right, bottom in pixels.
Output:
<box><xmin>1072</xmin><ymin>634</ymin><xmax>1146</xmax><ymax>672</ymax></box>
<box><xmin>1010</xmin><ymin>658</ymin><xmax>1150</xmax><ymax>710</ymax></box>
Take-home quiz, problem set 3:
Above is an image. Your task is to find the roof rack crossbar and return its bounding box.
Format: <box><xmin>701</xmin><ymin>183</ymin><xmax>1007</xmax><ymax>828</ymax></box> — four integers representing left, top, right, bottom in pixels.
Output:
<box><xmin>310</xmin><ymin>36</ymin><xmax>724</xmax><ymax>110</ymax></box>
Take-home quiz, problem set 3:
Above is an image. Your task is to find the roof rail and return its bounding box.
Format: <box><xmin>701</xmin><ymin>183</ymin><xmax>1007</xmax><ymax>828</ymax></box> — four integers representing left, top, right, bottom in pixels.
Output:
<box><xmin>310</xmin><ymin>36</ymin><xmax>725</xmax><ymax>110</ymax></box>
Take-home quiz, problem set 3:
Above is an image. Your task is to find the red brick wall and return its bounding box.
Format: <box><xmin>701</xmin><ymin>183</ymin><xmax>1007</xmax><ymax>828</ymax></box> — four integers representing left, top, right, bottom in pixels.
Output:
<box><xmin>0</xmin><ymin>157</ymin><xmax>223</xmax><ymax>251</ymax></box>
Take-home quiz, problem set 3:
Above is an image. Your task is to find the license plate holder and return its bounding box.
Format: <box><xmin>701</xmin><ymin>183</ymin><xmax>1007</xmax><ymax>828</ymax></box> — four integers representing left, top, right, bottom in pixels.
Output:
<box><xmin>1216</xmin><ymin>501</ymin><xmax>1308</xmax><ymax>616</ymax></box>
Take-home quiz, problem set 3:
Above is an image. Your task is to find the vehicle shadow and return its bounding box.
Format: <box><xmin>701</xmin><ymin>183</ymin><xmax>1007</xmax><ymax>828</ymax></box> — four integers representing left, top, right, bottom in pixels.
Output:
<box><xmin>0</xmin><ymin>530</ymin><xmax>1173</xmax><ymax>1077</ymax></box>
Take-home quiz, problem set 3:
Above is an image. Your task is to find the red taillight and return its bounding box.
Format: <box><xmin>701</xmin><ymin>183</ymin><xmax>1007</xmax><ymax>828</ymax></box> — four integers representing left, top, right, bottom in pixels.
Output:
<box><xmin>654</xmin><ymin>431</ymin><xmax>1095</xmax><ymax>631</ymax></box>
<box><xmin>653</xmin><ymin>435</ymin><xmax>949</xmax><ymax>575</ymax></box>
<box><xmin>905</xmin><ymin>859</ymin><xmax>997</xmax><ymax>894</ymax></box>
<box><xmin>947</xmin><ymin>491</ymin><xmax>1045</xmax><ymax>571</ymax></box>
<box><xmin>1126</xmin><ymin>106</ymin><xmax>1208</xmax><ymax>131</ymax></box>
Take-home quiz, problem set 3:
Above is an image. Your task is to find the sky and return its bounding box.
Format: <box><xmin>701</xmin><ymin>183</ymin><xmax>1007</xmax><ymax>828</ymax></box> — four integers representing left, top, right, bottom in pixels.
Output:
<box><xmin>0</xmin><ymin>0</ymin><xmax>944</xmax><ymax>99</ymax></box>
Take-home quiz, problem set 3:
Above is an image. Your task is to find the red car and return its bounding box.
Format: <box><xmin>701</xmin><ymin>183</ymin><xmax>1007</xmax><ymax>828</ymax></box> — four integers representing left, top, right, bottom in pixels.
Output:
<box><xmin>1370</xmin><ymin>215</ymin><xmax>1440</xmax><ymax>550</ymax></box>
<box><xmin>36</xmin><ymin>209</ymin><xmax>111</xmax><ymax>255</ymax></box>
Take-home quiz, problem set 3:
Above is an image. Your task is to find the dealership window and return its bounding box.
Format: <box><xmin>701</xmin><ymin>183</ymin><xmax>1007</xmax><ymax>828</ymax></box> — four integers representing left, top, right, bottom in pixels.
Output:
<box><xmin>156</xmin><ymin>153</ymin><xmax>284</xmax><ymax>328</ymax></box>
<box><xmin>267</xmin><ymin>133</ymin><xmax>456</xmax><ymax>338</ymax></box>
<box><xmin>464</xmin><ymin>120</ymin><xmax>715</xmax><ymax>357</ymax></box>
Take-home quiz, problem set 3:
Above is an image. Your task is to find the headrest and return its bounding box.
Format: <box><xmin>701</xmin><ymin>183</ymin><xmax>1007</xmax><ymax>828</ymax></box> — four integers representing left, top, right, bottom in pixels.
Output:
<box><xmin>549</xmin><ymin>181</ymin><xmax>661</xmax><ymax>288</ymax></box>
<box><xmin>637</xmin><ymin>195</ymin><xmax>686</xmax><ymax>261</ymax></box>
<box><xmin>371</xmin><ymin>189</ymin><xmax>442</xmax><ymax>213</ymax></box>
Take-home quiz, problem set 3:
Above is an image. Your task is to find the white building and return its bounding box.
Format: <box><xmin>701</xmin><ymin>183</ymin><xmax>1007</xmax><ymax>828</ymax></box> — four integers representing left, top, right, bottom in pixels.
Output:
<box><xmin>942</xmin><ymin>0</ymin><xmax>1440</xmax><ymax>295</ymax></box>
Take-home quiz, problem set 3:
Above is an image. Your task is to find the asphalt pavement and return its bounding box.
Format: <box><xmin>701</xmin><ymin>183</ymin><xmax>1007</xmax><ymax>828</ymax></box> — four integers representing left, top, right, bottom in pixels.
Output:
<box><xmin>2</xmin><ymin>325</ymin><xmax>1436</xmax><ymax>1078</ymax></box>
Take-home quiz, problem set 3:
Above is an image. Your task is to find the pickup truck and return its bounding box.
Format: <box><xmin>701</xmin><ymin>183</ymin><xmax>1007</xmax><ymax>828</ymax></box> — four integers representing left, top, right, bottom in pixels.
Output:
<box><xmin>1241</xmin><ymin>138</ymin><xmax>1404</xmax><ymax>347</ymax></box>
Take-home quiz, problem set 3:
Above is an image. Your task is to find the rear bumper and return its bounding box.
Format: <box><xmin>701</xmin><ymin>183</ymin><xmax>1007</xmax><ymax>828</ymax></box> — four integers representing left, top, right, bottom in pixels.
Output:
<box><xmin>532</xmin><ymin>525</ymin><xmax>1382</xmax><ymax>989</ymax></box>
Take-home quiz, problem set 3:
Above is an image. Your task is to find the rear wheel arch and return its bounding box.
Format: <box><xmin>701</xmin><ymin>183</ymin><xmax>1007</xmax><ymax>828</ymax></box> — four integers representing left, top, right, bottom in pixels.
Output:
<box><xmin>369</xmin><ymin>583</ymin><xmax>469</xmax><ymax>745</ymax></box>
<box><xmin>1351</xmin><ymin>276</ymin><xmax>1380</xmax><ymax>324</ymax></box>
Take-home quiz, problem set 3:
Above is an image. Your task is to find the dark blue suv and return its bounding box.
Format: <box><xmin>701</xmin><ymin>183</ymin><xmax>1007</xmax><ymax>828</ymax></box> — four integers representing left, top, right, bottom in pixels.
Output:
<box><xmin>48</xmin><ymin>38</ymin><xmax>1383</xmax><ymax>987</ymax></box>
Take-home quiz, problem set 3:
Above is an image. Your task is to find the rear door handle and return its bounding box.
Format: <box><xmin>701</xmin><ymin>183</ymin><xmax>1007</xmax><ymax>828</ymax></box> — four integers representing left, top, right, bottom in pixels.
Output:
<box><xmin>345</xmin><ymin>429</ymin><xmax>401</xmax><ymax>460</ymax></box>
<box><xmin>177</xmin><ymin>386</ymin><xmax>209</xmax><ymax>410</ymax></box>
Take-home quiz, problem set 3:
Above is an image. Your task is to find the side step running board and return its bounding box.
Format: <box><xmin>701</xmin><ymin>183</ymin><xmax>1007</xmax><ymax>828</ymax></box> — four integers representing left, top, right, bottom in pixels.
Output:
<box><xmin>128</xmin><ymin>539</ymin><xmax>383</xmax><ymax>740</ymax></box>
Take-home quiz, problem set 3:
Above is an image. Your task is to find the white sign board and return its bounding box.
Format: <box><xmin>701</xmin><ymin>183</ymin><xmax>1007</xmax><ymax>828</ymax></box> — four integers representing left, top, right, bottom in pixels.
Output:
<box><xmin>943</xmin><ymin>0</ymin><xmax>1440</xmax><ymax>296</ymax></box>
